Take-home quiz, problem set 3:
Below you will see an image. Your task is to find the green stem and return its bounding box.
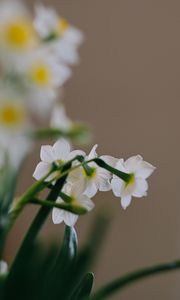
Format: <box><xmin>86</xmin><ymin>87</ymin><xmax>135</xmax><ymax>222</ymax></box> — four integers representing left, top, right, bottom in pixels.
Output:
<box><xmin>89</xmin><ymin>260</ymin><xmax>180</xmax><ymax>300</ymax></box>
<box><xmin>31</xmin><ymin>198</ymin><xmax>88</xmax><ymax>215</ymax></box>
<box><xmin>8</xmin><ymin>170</ymin><xmax>52</xmax><ymax>228</ymax></box>
<box><xmin>93</xmin><ymin>158</ymin><xmax>131</xmax><ymax>182</ymax></box>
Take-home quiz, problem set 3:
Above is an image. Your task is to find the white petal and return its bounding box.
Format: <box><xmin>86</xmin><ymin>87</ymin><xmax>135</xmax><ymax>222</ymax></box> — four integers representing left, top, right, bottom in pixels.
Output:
<box><xmin>67</xmin><ymin>150</ymin><xmax>86</xmax><ymax>161</ymax></box>
<box><xmin>62</xmin><ymin>27</ymin><xmax>84</xmax><ymax>46</ymax></box>
<box><xmin>124</xmin><ymin>155</ymin><xmax>143</xmax><ymax>172</ymax></box>
<box><xmin>121</xmin><ymin>195</ymin><xmax>132</xmax><ymax>209</ymax></box>
<box><xmin>68</xmin><ymin>167</ymin><xmax>84</xmax><ymax>186</ymax></box>
<box><xmin>52</xmin><ymin>138</ymin><xmax>71</xmax><ymax>161</ymax></box>
<box><xmin>50</xmin><ymin>105</ymin><xmax>72</xmax><ymax>131</ymax></box>
<box><xmin>115</xmin><ymin>159</ymin><xmax>127</xmax><ymax>173</ymax></box>
<box><xmin>97</xmin><ymin>176</ymin><xmax>111</xmax><ymax>192</ymax></box>
<box><xmin>111</xmin><ymin>178</ymin><xmax>125</xmax><ymax>197</ymax></box>
<box><xmin>71</xmin><ymin>177</ymin><xmax>86</xmax><ymax>197</ymax></box>
<box><xmin>88</xmin><ymin>144</ymin><xmax>98</xmax><ymax>160</ymax></box>
<box><xmin>53</xmin><ymin>41</ymin><xmax>80</xmax><ymax>65</ymax></box>
<box><xmin>84</xmin><ymin>181</ymin><xmax>98</xmax><ymax>198</ymax></box>
<box><xmin>100</xmin><ymin>155</ymin><xmax>119</xmax><ymax>168</ymax></box>
<box><xmin>57</xmin><ymin>64</ymin><xmax>72</xmax><ymax>86</ymax></box>
<box><xmin>0</xmin><ymin>261</ymin><xmax>8</xmax><ymax>274</ymax></box>
<box><xmin>136</xmin><ymin>161</ymin><xmax>156</xmax><ymax>179</ymax></box>
<box><xmin>79</xmin><ymin>195</ymin><xmax>95</xmax><ymax>211</ymax></box>
<box><xmin>64</xmin><ymin>211</ymin><xmax>78</xmax><ymax>226</ymax></box>
<box><xmin>40</xmin><ymin>145</ymin><xmax>54</xmax><ymax>163</ymax></box>
<box><xmin>33</xmin><ymin>162</ymin><xmax>50</xmax><ymax>180</ymax></box>
<box><xmin>132</xmin><ymin>178</ymin><xmax>148</xmax><ymax>197</ymax></box>
<box><xmin>52</xmin><ymin>207</ymin><xmax>64</xmax><ymax>224</ymax></box>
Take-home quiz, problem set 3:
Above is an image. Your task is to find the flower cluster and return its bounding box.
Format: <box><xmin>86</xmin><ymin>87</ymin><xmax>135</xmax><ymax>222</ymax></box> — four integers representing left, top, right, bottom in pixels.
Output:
<box><xmin>0</xmin><ymin>0</ymin><xmax>83</xmax><ymax>168</ymax></box>
<box><xmin>33</xmin><ymin>139</ymin><xmax>155</xmax><ymax>226</ymax></box>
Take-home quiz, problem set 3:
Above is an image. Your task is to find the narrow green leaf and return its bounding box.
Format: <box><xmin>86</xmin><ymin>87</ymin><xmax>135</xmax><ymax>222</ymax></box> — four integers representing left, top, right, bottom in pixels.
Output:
<box><xmin>70</xmin><ymin>272</ymin><xmax>94</xmax><ymax>300</ymax></box>
<box><xmin>4</xmin><ymin>163</ymin><xmax>71</xmax><ymax>297</ymax></box>
<box><xmin>89</xmin><ymin>260</ymin><xmax>180</xmax><ymax>300</ymax></box>
<box><xmin>57</xmin><ymin>225</ymin><xmax>78</xmax><ymax>266</ymax></box>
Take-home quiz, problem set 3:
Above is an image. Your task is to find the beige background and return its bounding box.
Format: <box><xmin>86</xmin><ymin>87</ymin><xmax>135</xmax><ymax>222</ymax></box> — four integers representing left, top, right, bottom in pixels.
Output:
<box><xmin>5</xmin><ymin>0</ymin><xmax>180</xmax><ymax>299</ymax></box>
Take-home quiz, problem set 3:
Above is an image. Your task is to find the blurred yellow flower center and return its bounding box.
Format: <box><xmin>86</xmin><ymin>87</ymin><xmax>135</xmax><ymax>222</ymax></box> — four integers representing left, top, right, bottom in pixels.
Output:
<box><xmin>30</xmin><ymin>64</ymin><xmax>51</xmax><ymax>86</ymax></box>
<box><xmin>58</xmin><ymin>18</ymin><xmax>69</xmax><ymax>34</ymax></box>
<box><xmin>4</xmin><ymin>20</ymin><xmax>35</xmax><ymax>49</ymax></box>
<box><xmin>0</xmin><ymin>104</ymin><xmax>24</xmax><ymax>127</ymax></box>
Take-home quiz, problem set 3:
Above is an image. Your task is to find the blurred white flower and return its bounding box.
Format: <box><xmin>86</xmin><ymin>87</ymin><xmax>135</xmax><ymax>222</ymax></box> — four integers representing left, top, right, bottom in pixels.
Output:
<box><xmin>18</xmin><ymin>49</ymin><xmax>71</xmax><ymax>116</ymax></box>
<box><xmin>0</xmin><ymin>134</ymin><xmax>33</xmax><ymax>170</ymax></box>
<box><xmin>111</xmin><ymin>155</ymin><xmax>155</xmax><ymax>209</ymax></box>
<box><xmin>0</xmin><ymin>260</ymin><xmax>8</xmax><ymax>274</ymax></box>
<box><xmin>0</xmin><ymin>87</ymin><xmax>33</xmax><ymax>170</ymax></box>
<box><xmin>0</xmin><ymin>0</ymin><xmax>37</xmax><ymax>54</ymax></box>
<box><xmin>50</xmin><ymin>104</ymin><xmax>72</xmax><ymax>131</ymax></box>
<box><xmin>33</xmin><ymin>138</ymin><xmax>85</xmax><ymax>180</ymax></box>
<box><xmin>52</xmin><ymin>182</ymin><xmax>94</xmax><ymax>226</ymax></box>
<box><xmin>34</xmin><ymin>4</ymin><xmax>84</xmax><ymax>65</ymax></box>
<box><xmin>0</xmin><ymin>100</ymin><xmax>27</xmax><ymax>132</ymax></box>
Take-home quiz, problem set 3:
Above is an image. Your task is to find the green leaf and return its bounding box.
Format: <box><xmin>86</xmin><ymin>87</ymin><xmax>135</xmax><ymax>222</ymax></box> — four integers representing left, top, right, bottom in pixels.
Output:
<box><xmin>56</xmin><ymin>225</ymin><xmax>78</xmax><ymax>268</ymax></box>
<box><xmin>41</xmin><ymin>226</ymin><xmax>78</xmax><ymax>300</ymax></box>
<box><xmin>4</xmin><ymin>163</ymin><xmax>71</xmax><ymax>297</ymax></box>
<box><xmin>89</xmin><ymin>260</ymin><xmax>180</xmax><ymax>300</ymax></box>
<box><xmin>69</xmin><ymin>272</ymin><xmax>94</xmax><ymax>300</ymax></box>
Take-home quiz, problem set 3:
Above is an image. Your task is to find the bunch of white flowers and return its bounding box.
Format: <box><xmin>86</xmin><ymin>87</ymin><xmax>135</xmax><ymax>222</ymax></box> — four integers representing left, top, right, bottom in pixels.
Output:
<box><xmin>0</xmin><ymin>0</ymin><xmax>83</xmax><ymax>168</ymax></box>
<box><xmin>33</xmin><ymin>139</ymin><xmax>155</xmax><ymax>226</ymax></box>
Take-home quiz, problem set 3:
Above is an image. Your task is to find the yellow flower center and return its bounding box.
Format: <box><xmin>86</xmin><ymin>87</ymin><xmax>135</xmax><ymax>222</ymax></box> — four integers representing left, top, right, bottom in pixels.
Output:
<box><xmin>58</xmin><ymin>18</ymin><xmax>69</xmax><ymax>34</ymax></box>
<box><xmin>83</xmin><ymin>167</ymin><xmax>96</xmax><ymax>179</ymax></box>
<box><xmin>3</xmin><ymin>19</ymin><xmax>36</xmax><ymax>50</ymax></box>
<box><xmin>0</xmin><ymin>104</ymin><xmax>25</xmax><ymax>127</ymax></box>
<box><xmin>30</xmin><ymin>64</ymin><xmax>51</xmax><ymax>86</ymax></box>
<box><xmin>126</xmin><ymin>173</ymin><xmax>135</xmax><ymax>187</ymax></box>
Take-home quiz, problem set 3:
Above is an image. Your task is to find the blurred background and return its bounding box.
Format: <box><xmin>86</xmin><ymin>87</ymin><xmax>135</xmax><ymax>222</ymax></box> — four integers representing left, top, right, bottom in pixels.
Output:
<box><xmin>4</xmin><ymin>0</ymin><xmax>180</xmax><ymax>299</ymax></box>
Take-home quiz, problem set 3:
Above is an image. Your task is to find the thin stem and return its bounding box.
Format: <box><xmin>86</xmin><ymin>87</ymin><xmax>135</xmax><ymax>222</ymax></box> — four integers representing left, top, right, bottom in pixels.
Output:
<box><xmin>8</xmin><ymin>169</ymin><xmax>53</xmax><ymax>228</ymax></box>
<box><xmin>31</xmin><ymin>198</ymin><xmax>88</xmax><ymax>215</ymax></box>
<box><xmin>89</xmin><ymin>260</ymin><xmax>180</xmax><ymax>300</ymax></box>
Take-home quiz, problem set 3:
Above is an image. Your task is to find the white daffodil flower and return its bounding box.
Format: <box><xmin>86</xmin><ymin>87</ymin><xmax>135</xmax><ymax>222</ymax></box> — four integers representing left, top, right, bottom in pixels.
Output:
<box><xmin>52</xmin><ymin>182</ymin><xmax>94</xmax><ymax>226</ymax></box>
<box><xmin>33</xmin><ymin>138</ymin><xmax>85</xmax><ymax>181</ymax></box>
<box><xmin>18</xmin><ymin>49</ymin><xmax>71</xmax><ymax>116</ymax></box>
<box><xmin>71</xmin><ymin>144</ymin><xmax>117</xmax><ymax>198</ymax></box>
<box><xmin>111</xmin><ymin>155</ymin><xmax>156</xmax><ymax>209</ymax></box>
<box><xmin>34</xmin><ymin>4</ymin><xmax>84</xmax><ymax>65</ymax></box>
<box><xmin>0</xmin><ymin>260</ymin><xmax>8</xmax><ymax>274</ymax></box>
<box><xmin>0</xmin><ymin>134</ymin><xmax>32</xmax><ymax>170</ymax></box>
<box><xmin>50</xmin><ymin>104</ymin><xmax>72</xmax><ymax>131</ymax></box>
<box><xmin>0</xmin><ymin>0</ymin><xmax>37</xmax><ymax>54</ymax></box>
<box><xmin>0</xmin><ymin>99</ymin><xmax>27</xmax><ymax>132</ymax></box>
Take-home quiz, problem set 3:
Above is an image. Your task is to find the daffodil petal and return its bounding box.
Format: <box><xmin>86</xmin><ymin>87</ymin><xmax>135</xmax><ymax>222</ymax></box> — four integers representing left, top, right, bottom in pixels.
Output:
<box><xmin>52</xmin><ymin>138</ymin><xmax>71</xmax><ymax>161</ymax></box>
<box><xmin>64</xmin><ymin>211</ymin><xmax>78</xmax><ymax>226</ymax></box>
<box><xmin>124</xmin><ymin>155</ymin><xmax>143</xmax><ymax>172</ymax></box>
<box><xmin>40</xmin><ymin>145</ymin><xmax>54</xmax><ymax>163</ymax></box>
<box><xmin>132</xmin><ymin>178</ymin><xmax>148</xmax><ymax>197</ymax></box>
<box><xmin>111</xmin><ymin>178</ymin><xmax>124</xmax><ymax>197</ymax></box>
<box><xmin>33</xmin><ymin>161</ymin><xmax>50</xmax><ymax>180</ymax></box>
<box><xmin>121</xmin><ymin>195</ymin><xmax>132</xmax><ymax>209</ymax></box>
<box><xmin>79</xmin><ymin>195</ymin><xmax>95</xmax><ymax>211</ymax></box>
<box><xmin>84</xmin><ymin>181</ymin><xmax>98</xmax><ymax>198</ymax></box>
<box><xmin>136</xmin><ymin>161</ymin><xmax>156</xmax><ymax>179</ymax></box>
